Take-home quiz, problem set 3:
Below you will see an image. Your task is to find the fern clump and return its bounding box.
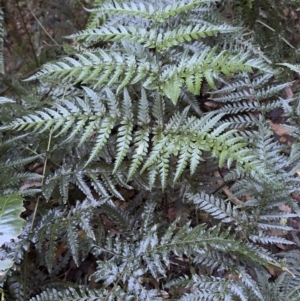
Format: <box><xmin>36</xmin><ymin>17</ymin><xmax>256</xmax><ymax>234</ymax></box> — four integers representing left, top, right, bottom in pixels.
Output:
<box><xmin>1</xmin><ymin>0</ymin><xmax>300</xmax><ymax>300</ymax></box>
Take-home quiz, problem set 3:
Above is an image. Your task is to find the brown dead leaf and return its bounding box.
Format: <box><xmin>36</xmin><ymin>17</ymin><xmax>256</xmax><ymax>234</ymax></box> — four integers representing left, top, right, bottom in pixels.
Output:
<box><xmin>20</xmin><ymin>179</ymin><xmax>42</xmax><ymax>191</ymax></box>
<box><xmin>269</xmin><ymin>120</ymin><xmax>292</xmax><ymax>136</ymax></box>
<box><xmin>138</xmin><ymin>277</ymin><xmax>160</xmax><ymax>289</ymax></box>
<box><xmin>213</xmin><ymin>171</ymin><xmax>242</xmax><ymax>205</ymax></box>
<box><xmin>284</xmin><ymin>85</ymin><xmax>294</xmax><ymax>99</ymax></box>
<box><xmin>278</xmin><ymin>204</ymin><xmax>292</xmax><ymax>213</ymax></box>
<box><xmin>55</xmin><ymin>242</ymin><xmax>67</xmax><ymax>260</ymax></box>
<box><xmin>266</xmin><ymin>267</ymin><xmax>277</xmax><ymax>277</ymax></box>
<box><xmin>276</xmin><ymin>243</ymin><xmax>290</xmax><ymax>250</ymax></box>
<box><xmin>291</xmin><ymin>192</ymin><xmax>300</xmax><ymax>203</ymax></box>
<box><xmin>279</xmin><ymin>136</ymin><xmax>287</xmax><ymax>143</ymax></box>
<box><xmin>269</xmin><ymin>229</ymin><xmax>286</xmax><ymax>237</ymax></box>
<box><xmin>159</xmin><ymin>291</ymin><xmax>170</xmax><ymax>299</ymax></box>
<box><xmin>203</xmin><ymin>101</ymin><xmax>218</xmax><ymax>108</ymax></box>
<box><xmin>113</xmin><ymin>199</ymin><xmax>128</xmax><ymax>210</ymax></box>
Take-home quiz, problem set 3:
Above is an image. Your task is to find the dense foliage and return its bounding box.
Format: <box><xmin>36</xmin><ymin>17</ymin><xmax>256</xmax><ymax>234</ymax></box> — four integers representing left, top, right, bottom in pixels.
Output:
<box><xmin>1</xmin><ymin>0</ymin><xmax>300</xmax><ymax>300</ymax></box>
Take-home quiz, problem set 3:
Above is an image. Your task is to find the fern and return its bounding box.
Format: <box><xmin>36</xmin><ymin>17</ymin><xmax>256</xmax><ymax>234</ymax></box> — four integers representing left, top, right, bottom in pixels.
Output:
<box><xmin>2</xmin><ymin>0</ymin><xmax>300</xmax><ymax>300</ymax></box>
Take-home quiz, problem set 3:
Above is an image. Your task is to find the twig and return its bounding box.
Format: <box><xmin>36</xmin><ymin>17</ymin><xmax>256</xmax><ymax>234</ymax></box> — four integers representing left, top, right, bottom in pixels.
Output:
<box><xmin>28</xmin><ymin>7</ymin><xmax>60</xmax><ymax>47</ymax></box>
<box><xmin>256</xmin><ymin>20</ymin><xmax>297</xmax><ymax>50</ymax></box>
<box><xmin>14</xmin><ymin>0</ymin><xmax>39</xmax><ymax>68</ymax></box>
<box><xmin>213</xmin><ymin>171</ymin><xmax>243</xmax><ymax>205</ymax></box>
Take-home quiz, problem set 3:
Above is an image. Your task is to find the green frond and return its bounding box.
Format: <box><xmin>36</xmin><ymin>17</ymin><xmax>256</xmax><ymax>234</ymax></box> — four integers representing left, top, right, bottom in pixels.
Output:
<box><xmin>70</xmin><ymin>24</ymin><xmax>238</xmax><ymax>51</ymax></box>
<box><xmin>249</xmin><ymin>234</ymin><xmax>294</xmax><ymax>245</ymax></box>
<box><xmin>156</xmin><ymin>24</ymin><xmax>239</xmax><ymax>51</ymax></box>
<box><xmin>73</xmin><ymin>171</ymin><xmax>95</xmax><ymax>201</ymax></box>
<box><xmin>173</xmin><ymin>141</ymin><xmax>191</xmax><ymax>183</ymax></box>
<box><xmin>141</xmin><ymin>136</ymin><xmax>168</xmax><ymax>174</ymax></box>
<box><xmin>43</xmin><ymin>165</ymin><xmax>71</xmax><ymax>202</ymax></box>
<box><xmin>100</xmin><ymin>173</ymin><xmax>125</xmax><ymax>200</ymax></box>
<box><xmin>85</xmin><ymin>117</ymin><xmax>116</xmax><ymax>167</ymax></box>
<box><xmin>278</xmin><ymin>62</ymin><xmax>300</xmax><ymax>73</ymax></box>
<box><xmin>68</xmin><ymin>25</ymin><xmax>148</xmax><ymax>47</ymax></box>
<box><xmin>156</xmin><ymin>0</ymin><xmax>214</xmax><ymax>22</ymax></box>
<box><xmin>29</xmin><ymin>287</ymin><xmax>103</xmax><ymax>301</ymax></box>
<box><xmin>186</xmin><ymin>192</ymin><xmax>240</xmax><ymax>224</ymax></box>
<box><xmin>147</xmin><ymin>166</ymin><xmax>158</xmax><ymax>190</ymax></box>
<box><xmin>127</xmin><ymin>130</ymin><xmax>149</xmax><ymax>179</ymax></box>
<box><xmin>66</xmin><ymin>218</ymin><xmax>80</xmax><ymax>266</ymax></box>
<box><xmin>141</xmin><ymin>201</ymin><xmax>157</xmax><ymax>232</ymax></box>
<box><xmin>36</xmin><ymin>210</ymin><xmax>63</xmax><ymax>272</ymax></box>
<box><xmin>127</xmin><ymin>89</ymin><xmax>150</xmax><ymax>180</ymax></box>
<box><xmin>0</xmin><ymin>97</ymin><xmax>14</xmax><ymax>104</ymax></box>
<box><xmin>113</xmin><ymin>89</ymin><xmax>133</xmax><ymax>173</ymax></box>
<box><xmin>25</xmin><ymin>50</ymin><xmax>150</xmax><ymax>90</ymax></box>
<box><xmin>70</xmin><ymin>199</ymin><xmax>98</xmax><ymax>240</ymax></box>
<box><xmin>100</xmin><ymin>203</ymin><xmax>133</xmax><ymax>233</ymax></box>
<box><xmin>193</xmin><ymin>250</ymin><xmax>234</xmax><ymax>271</ymax></box>
<box><xmin>86</xmin><ymin>2</ymin><xmax>156</xmax><ymax>21</ymax></box>
<box><xmin>139</xmin><ymin>111</ymin><xmax>267</xmax><ymax>184</ymax></box>
<box><xmin>157</xmin><ymin>152</ymin><xmax>170</xmax><ymax>190</ymax></box>
<box><xmin>1</xmin><ymin>154</ymin><xmax>42</xmax><ymax>170</ymax></box>
<box><xmin>160</xmin><ymin>48</ymin><xmax>272</xmax><ymax>104</ymax></box>
<box><xmin>85</xmin><ymin>0</ymin><xmax>107</xmax><ymax>29</ymax></box>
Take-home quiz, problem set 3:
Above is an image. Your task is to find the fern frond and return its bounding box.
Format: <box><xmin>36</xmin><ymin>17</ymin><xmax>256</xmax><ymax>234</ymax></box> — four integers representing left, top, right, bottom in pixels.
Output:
<box><xmin>66</xmin><ymin>218</ymin><xmax>80</xmax><ymax>266</ymax></box>
<box><xmin>127</xmin><ymin>128</ymin><xmax>149</xmax><ymax>181</ymax></box>
<box><xmin>100</xmin><ymin>202</ymin><xmax>133</xmax><ymax>233</ymax></box>
<box><xmin>278</xmin><ymin>62</ymin><xmax>300</xmax><ymax>73</ymax></box>
<box><xmin>29</xmin><ymin>286</ymin><xmax>104</xmax><ymax>301</ymax></box>
<box><xmin>160</xmin><ymin>48</ymin><xmax>272</xmax><ymax>104</ymax></box>
<box><xmin>156</xmin><ymin>24</ymin><xmax>239</xmax><ymax>51</ymax></box>
<box><xmin>249</xmin><ymin>234</ymin><xmax>294</xmax><ymax>245</ymax></box>
<box><xmin>157</xmin><ymin>0</ymin><xmax>214</xmax><ymax>22</ymax></box>
<box><xmin>113</xmin><ymin>89</ymin><xmax>133</xmax><ymax>173</ymax></box>
<box><xmin>1</xmin><ymin>154</ymin><xmax>42</xmax><ymax>170</ymax></box>
<box><xmin>169</xmin><ymin>274</ymin><xmax>249</xmax><ymax>301</ymax></box>
<box><xmin>186</xmin><ymin>192</ymin><xmax>241</xmax><ymax>224</ymax></box>
<box><xmin>25</xmin><ymin>50</ymin><xmax>150</xmax><ymax>91</ymax></box>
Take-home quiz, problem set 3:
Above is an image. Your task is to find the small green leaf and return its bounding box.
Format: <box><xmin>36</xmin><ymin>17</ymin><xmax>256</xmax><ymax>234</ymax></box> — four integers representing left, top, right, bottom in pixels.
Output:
<box><xmin>0</xmin><ymin>193</ymin><xmax>25</xmax><ymax>246</ymax></box>
<box><xmin>0</xmin><ymin>259</ymin><xmax>14</xmax><ymax>271</ymax></box>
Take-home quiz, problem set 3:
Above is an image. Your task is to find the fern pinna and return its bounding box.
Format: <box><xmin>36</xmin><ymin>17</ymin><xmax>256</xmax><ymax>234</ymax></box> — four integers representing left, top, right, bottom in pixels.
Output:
<box><xmin>1</xmin><ymin>0</ymin><xmax>300</xmax><ymax>300</ymax></box>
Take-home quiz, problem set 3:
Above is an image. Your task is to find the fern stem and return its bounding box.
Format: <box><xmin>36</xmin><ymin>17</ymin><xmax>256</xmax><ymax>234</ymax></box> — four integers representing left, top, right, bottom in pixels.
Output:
<box><xmin>104</xmin><ymin>267</ymin><xmax>129</xmax><ymax>301</ymax></box>
<box><xmin>93</xmin><ymin>245</ymin><xmax>127</xmax><ymax>259</ymax></box>
<box><xmin>25</xmin><ymin>131</ymin><xmax>53</xmax><ymax>298</ymax></box>
<box><xmin>30</xmin><ymin>130</ymin><xmax>52</xmax><ymax>231</ymax></box>
<box><xmin>270</xmin><ymin>263</ymin><xmax>295</xmax><ymax>278</ymax></box>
